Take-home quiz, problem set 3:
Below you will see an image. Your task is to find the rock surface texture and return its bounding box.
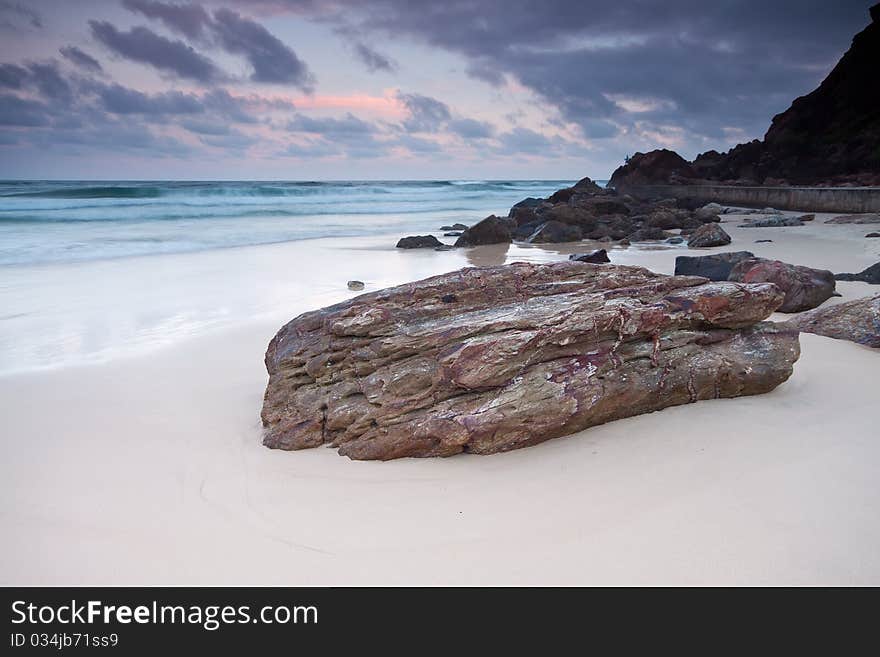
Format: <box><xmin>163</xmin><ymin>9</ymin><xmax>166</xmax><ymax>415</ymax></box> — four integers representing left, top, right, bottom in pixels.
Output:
<box><xmin>729</xmin><ymin>258</ymin><xmax>836</xmax><ymax>312</ymax></box>
<box><xmin>782</xmin><ymin>294</ymin><xmax>880</xmax><ymax>348</ymax></box>
<box><xmin>262</xmin><ymin>262</ymin><xmax>800</xmax><ymax>460</ymax></box>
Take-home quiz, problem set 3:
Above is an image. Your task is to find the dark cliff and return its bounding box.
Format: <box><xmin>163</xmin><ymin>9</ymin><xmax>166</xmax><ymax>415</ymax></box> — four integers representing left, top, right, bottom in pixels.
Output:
<box><xmin>611</xmin><ymin>4</ymin><xmax>880</xmax><ymax>188</ymax></box>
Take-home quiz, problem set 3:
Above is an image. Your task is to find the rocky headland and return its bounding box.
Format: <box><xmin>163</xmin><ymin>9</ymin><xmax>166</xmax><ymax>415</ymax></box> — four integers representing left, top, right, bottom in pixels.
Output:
<box><xmin>609</xmin><ymin>4</ymin><xmax>880</xmax><ymax>188</ymax></box>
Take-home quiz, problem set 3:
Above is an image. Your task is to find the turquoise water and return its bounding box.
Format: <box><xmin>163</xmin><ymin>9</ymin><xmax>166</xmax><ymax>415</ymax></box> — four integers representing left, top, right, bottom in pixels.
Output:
<box><xmin>0</xmin><ymin>180</ymin><xmax>600</xmax><ymax>266</ymax></box>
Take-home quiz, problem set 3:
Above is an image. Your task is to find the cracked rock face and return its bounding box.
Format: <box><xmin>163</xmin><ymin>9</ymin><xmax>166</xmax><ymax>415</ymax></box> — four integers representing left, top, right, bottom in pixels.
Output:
<box><xmin>261</xmin><ymin>262</ymin><xmax>800</xmax><ymax>460</ymax></box>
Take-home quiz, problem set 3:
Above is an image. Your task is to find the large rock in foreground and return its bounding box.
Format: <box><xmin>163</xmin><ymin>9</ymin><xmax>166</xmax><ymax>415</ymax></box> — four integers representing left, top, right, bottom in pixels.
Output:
<box><xmin>262</xmin><ymin>262</ymin><xmax>799</xmax><ymax>460</ymax></box>
<box><xmin>781</xmin><ymin>294</ymin><xmax>880</xmax><ymax>348</ymax></box>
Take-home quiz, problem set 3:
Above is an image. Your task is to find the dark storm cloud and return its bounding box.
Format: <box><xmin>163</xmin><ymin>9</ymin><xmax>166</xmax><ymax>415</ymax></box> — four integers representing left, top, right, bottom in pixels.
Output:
<box><xmin>59</xmin><ymin>46</ymin><xmax>104</xmax><ymax>74</ymax></box>
<box><xmin>352</xmin><ymin>42</ymin><xmax>397</xmax><ymax>73</ymax></box>
<box><xmin>211</xmin><ymin>9</ymin><xmax>314</xmax><ymax>88</ymax></box>
<box><xmin>93</xmin><ymin>82</ymin><xmax>204</xmax><ymax>115</ymax></box>
<box><xmin>0</xmin><ymin>63</ymin><xmax>27</xmax><ymax>89</ymax></box>
<box><xmin>120</xmin><ymin>2</ymin><xmax>315</xmax><ymax>89</ymax></box>
<box><xmin>396</xmin><ymin>92</ymin><xmax>451</xmax><ymax>132</ymax></box>
<box><xmin>89</xmin><ymin>20</ymin><xmax>224</xmax><ymax>82</ymax></box>
<box><xmin>253</xmin><ymin>0</ymin><xmax>874</xmax><ymax>150</ymax></box>
<box><xmin>122</xmin><ymin>0</ymin><xmax>212</xmax><ymax>40</ymax></box>
<box><xmin>0</xmin><ymin>94</ymin><xmax>50</xmax><ymax>126</ymax></box>
<box><xmin>26</xmin><ymin>61</ymin><xmax>73</xmax><ymax>102</ymax></box>
<box><xmin>0</xmin><ymin>61</ymin><xmax>71</xmax><ymax>101</ymax></box>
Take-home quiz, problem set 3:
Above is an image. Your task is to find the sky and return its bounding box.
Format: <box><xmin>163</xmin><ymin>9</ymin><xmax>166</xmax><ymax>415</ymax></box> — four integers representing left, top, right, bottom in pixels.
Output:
<box><xmin>0</xmin><ymin>0</ymin><xmax>874</xmax><ymax>180</ymax></box>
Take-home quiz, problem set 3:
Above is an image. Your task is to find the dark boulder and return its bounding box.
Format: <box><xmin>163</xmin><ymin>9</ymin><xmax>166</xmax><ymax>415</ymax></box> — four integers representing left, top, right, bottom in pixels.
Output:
<box><xmin>608</xmin><ymin>149</ymin><xmax>697</xmax><ymax>188</ymax></box>
<box><xmin>674</xmin><ymin>251</ymin><xmax>756</xmax><ymax>281</ymax></box>
<box><xmin>569</xmin><ymin>249</ymin><xmax>610</xmax><ymax>263</ymax></box>
<box><xmin>627</xmin><ymin>227</ymin><xmax>672</xmax><ymax>242</ymax></box>
<box><xmin>511</xmin><ymin>197</ymin><xmax>544</xmax><ymax>210</ymax></box>
<box><xmin>835</xmin><ymin>262</ymin><xmax>880</xmax><ymax>283</ymax></box>
<box><xmin>547</xmin><ymin>187</ymin><xmax>576</xmax><ymax>204</ymax></box>
<box><xmin>397</xmin><ymin>235</ymin><xmax>443</xmax><ymax>249</ymax></box>
<box><xmin>454</xmin><ymin>215</ymin><xmax>513</xmax><ymax>247</ymax></box>
<box><xmin>573</xmin><ymin>176</ymin><xmax>603</xmax><ymax>192</ymax></box>
<box><xmin>645</xmin><ymin>210</ymin><xmax>684</xmax><ymax>230</ymax></box>
<box><xmin>525</xmin><ymin>221</ymin><xmax>583</xmax><ymax>243</ymax></box>
<box><xmin>687</xmin><ymin>223</ymin><xmax>732</xmax><ymax>248</ymax></box>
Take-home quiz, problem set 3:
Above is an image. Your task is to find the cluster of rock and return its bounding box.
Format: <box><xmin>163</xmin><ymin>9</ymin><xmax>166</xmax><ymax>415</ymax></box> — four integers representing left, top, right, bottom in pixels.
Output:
<box><xmin>397</xmin><ymin>177</ymin><xmax>735</xmax><ymax>251</ymax></box>
<box><xmin>607</xmin><ymin>6</ymin><xmax>880</xmax><ymax>187</ymax></box>
<box><xmin>263</xmin><ymin>262</ymin><xmax>800</xmax><ymax>460</ymax></box>
<box><xmin>675</xmin><ymin>252</ymin><xmax>837</xmax><ymax>312</ymax></box>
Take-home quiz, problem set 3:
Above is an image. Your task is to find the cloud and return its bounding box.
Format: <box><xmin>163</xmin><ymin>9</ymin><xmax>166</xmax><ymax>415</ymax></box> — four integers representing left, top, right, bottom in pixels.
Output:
<box><xmin>23</xmin><ymin>61</ymin><xmax>73</xmax><ymax>102</ymax></box>
<box><xmin>285</xmin><ymin>112</ymin><xmax>390</xmax><ymax>158</ymax></box>
<box><xmin>353</xmin><ymin>42</ymin><xmax>397</xmax><ymax>73</ymax></box>
<box><xmin>59</xmin><ymin>46</ymin><xmax>104</xmax><ymax>74</ymax></box>
<box><xmin>0</xmin><ymin>1</ymin><xmax>42</xmax><ymax>30</ymax></box>
<box><xmin>198</xmin><ymin>128</ymin><xmax>257</xmax><ymax>150</ymax></box>
<box><xmin>0</xmin><ymin>93</ymin><xmax>50</xmax><ymax>126</ymax></box>
<box><xmin>0</xmin><ymin>63</ymin><xmax>27</xmax><ymax>89</ymax></box>
<box><xmin>396</xmin><ymin>92</ymin><xmax>451</xmax><ymax>132</ymax></box>
<box><xmin>288</xmin><ymin>112</ymin><xmax>376</xmax><ymax>136</ymax></box>
<box><xmin>181</xmin><ymin>119</ymin><xmax>233</xmax><ymax>136</ymax></box>
<box><xmin>449</xmin><ymin>117</ymin><xmax>494</xmax><ymax>139</ymax></box>
<box><xmin>93</xmin><ymin>83</ymin><xmax>204</xmax><ymax>115</ymax></box>
<box><xmin>255</xmin><ymin>0</ymin><xmax>873</xmax><ymax>156</ymax></box>
<box><xmin>120</xmin><ymin>3</ymin><xmax>315</xmax><ymax>89</ymax></box>
<box><xmin>0</xmin><ymin>61</ymin><xmax>73</xmax><ymax>101</ymax></box>
<box><xmin>395</xmin><ymin>134</ymin><xmax>441</xmax><ymax>153</ymax></box>
<box><xmin>122</xmin><ymin>0</ymin><xmax>212</xmax><ymax>41</ymax></box>
<box><xmin>210</xmin><ymin>9</ymin><xmax>315</xmax><ymax>88</ymax></box>
<box><xmin>497</xmin><ymin>127</ymin><xmax>552</xmax><ymax>154</ymax></box>
<box><xmin>89</xmin><ymin>20</ymin><xmax>224</xmax><ymax>82</ymax></box>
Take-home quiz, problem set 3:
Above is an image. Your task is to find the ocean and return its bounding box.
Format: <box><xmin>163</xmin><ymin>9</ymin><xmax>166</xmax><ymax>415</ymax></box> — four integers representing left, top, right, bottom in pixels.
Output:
<box><xmin>3</xmin><ymin>179</ymin><xmax>618</xmax><ymax>374</ymax></box>
<box><xmin>0</xmin><ymin>180</ymin><xmax>589</xmax><ymax>266</ymax></box>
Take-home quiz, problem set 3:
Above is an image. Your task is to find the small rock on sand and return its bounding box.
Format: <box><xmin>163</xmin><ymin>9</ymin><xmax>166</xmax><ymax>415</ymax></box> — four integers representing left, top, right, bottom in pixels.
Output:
<box><xmin>397</xmin><ymin>235</ymin><xmax>443</xmax><ymax>249</ymax></box>
<box><xmin>347</xmin><ymin>280</ymin><xmax>365</xmax><ymax>291</ymax></box>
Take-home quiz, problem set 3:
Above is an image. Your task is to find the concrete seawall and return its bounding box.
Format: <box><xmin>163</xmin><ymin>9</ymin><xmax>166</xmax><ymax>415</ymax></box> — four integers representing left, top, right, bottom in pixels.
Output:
<box><xmin>618</xmin><ymin>184</ymin><xmax>880</xmax><ymax>213</ymax></box>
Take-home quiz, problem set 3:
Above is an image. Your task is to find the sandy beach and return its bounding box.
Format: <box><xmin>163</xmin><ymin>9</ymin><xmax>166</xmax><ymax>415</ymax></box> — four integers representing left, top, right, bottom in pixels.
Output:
<box><xmin>2</xmin><ymin>210</ymin><xmax>878</xmax><ymax>585</ymax></box>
